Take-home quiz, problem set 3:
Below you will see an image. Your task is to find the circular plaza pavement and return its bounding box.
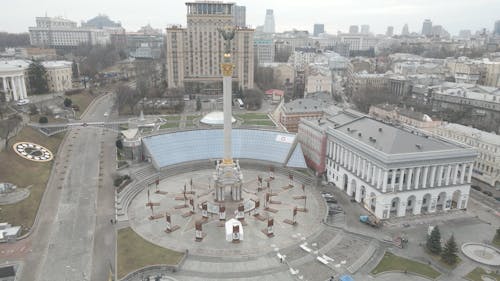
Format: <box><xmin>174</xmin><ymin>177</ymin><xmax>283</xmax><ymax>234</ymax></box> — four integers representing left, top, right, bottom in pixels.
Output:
<box><xmin>128</xmin><ymin>168</ymin><xmax>326</xmax><ymax>257</ymax></box>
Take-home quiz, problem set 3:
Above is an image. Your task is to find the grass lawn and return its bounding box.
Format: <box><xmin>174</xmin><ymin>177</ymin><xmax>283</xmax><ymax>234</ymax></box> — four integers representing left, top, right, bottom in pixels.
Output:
<box><xmin>159</xmin><ymin>122</ymin><xmax>179</xmax><ymax>129</ymax></box>
<box><xmin>493</xmin><ymin>238</ymin><xmax>500</xmax><ymax>248</ymax></box>
<box><xmin>371</xmin><ymin>252</ymin><xmax>441</xmax><ymax>279</ymax></box>
<box><xmin>117</xmin><ymin>227</ymin><xmax>185</xmax><ymax>279</ymax></box>
<box><xmin>68</xmin><ymin>92</ymin><xmax>95</xmax><ymax>118</ymax></box>
<box><xmin>244</xmin><ymin>120</ymin><xmax>275</xmax><ymax>126</ymax></box>
<box><xmin>29</xmin><ymin>114</ymin><xmax>67</xmax><ymax>124</ymax></box>
<box><xmin>426</xmin><ymin>250</ymin><xmax>462</xmax><ymax>270</ymax></box>
<box><xmin>0</xmin><ymin>127</ymin><xmax>64</xmax><ymax>235</ymax></box>
<box><xmin>163</xmin><ymin>115</ymin><xmax>181</xmax><ymax>121</ymax></box>
<box><xmin>186</xmin><ymin>115</ymin><xmax>199</xmax><ymax>121</ymax></box>
<box><xmin>236</xmin><ymin>113</ymin><xmax>269</xmax><ymax>120</ymax></box>
<box><xmin>465</xmin><ymin>267</ymin><xmax>500</xmax><ymax>281</ymax></box>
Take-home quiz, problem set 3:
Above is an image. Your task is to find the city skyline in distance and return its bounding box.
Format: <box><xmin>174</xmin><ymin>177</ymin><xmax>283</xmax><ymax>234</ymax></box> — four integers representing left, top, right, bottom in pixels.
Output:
<box><xmin>1</xmin><ymin>0</ymin><xmax>499</xmax><ymax>35</ymax></box>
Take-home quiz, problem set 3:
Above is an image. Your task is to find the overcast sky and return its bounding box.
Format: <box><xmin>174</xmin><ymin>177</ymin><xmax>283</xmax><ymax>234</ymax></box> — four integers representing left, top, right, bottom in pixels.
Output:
<box><xmin>1</xmin><ymin>0</ymin><xmax>499</xmax><ymax>35</ymax></box>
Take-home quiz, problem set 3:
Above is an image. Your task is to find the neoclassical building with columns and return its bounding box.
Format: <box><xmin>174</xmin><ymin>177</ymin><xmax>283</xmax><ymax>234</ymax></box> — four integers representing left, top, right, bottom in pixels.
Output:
<box><xmin>0</xmin><ymin>62</ymin><xmax>28</xmax><ymax>101</ymax></box>
<box><xmin>326</xmin><ymin>117</ymin><xmax>478</xmax><ymax>220</ymax></box>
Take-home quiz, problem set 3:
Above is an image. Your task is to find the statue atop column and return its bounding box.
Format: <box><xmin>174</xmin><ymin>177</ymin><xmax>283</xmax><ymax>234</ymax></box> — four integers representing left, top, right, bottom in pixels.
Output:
<box><xmin>218</xmin><ymin>26</ymin><xmax>236</xmax><ymax>57</ymax></box>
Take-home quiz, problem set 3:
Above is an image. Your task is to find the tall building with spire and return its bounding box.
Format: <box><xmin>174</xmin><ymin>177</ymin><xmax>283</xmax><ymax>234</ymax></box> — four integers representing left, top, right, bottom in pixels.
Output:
<box><xmin>165</xmin><ymin>1</ymin><xmax>254</xmax><ymax>92</ymax></box>
<box><xmin>263</xmin><ymin>9</ymin><xmax>275</xmax><ymax>33</ymax></box>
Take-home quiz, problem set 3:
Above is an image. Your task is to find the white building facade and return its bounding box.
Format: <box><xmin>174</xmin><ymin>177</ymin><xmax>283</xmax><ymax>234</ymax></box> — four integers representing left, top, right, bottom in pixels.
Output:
<box><xmin>29</xmin><ymin>16</ymin><xmax>111</xmax><ymax>47</ymax></box>
<box><xmin>0</xmin><ymin>61</ymin><xmax>28</xmax><ymax>101</ymax></box>
<box><xmin>425</xmin><ymin>123</ymin><xmax>500</xmax><ymax>188</ymax></box>
<box><xmin>326</xmin><ymin>117</ymin><xmax>478</xmax><ymax>220</ymax></box>
<box><xmin>42</xmin><ymin>61</ymin><xmax>73</xmax><ymax>93</ymax></box>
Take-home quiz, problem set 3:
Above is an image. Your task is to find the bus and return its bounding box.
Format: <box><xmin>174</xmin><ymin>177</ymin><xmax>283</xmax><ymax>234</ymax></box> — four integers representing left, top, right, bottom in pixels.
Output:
<box><xmin>236</xmin><ymin>98</ymin><xmax>244</xmax><ymax>109</ymax></box>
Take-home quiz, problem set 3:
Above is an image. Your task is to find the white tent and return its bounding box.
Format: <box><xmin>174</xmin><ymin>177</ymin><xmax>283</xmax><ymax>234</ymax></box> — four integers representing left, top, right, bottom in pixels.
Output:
<box><xmin>225</xmin><ymin>218</ymin><xmax>244</xmax><ymax>242</ymax></box>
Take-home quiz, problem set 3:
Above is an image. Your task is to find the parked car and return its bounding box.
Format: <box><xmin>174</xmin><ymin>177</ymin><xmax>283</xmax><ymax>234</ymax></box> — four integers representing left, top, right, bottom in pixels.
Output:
<box><xmin>326</xmin><ymin>198</ymin><xmax>338</xmax><ymax>204</ymax></box>
<box><xmin>471</xmin><ymin>185</ymin><xmax>482</xmax><ymax>191</ymax></box>
<box><xmin>321</xmin><ymin>192</ymin><xmax>334</xmax><ymax>199</ymax></box>
<box><xmin>482</xmin><ymin>190</ymin><xmax>493</xmax><ymax>197</ymax></box>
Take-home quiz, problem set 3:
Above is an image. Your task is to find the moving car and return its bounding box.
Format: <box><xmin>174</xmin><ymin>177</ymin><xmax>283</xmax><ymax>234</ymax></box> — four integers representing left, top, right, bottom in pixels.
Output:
<box><xmin>16</xmin><ymin>99</ymin><xmax>30</xmax><ymax>106</ymax></box>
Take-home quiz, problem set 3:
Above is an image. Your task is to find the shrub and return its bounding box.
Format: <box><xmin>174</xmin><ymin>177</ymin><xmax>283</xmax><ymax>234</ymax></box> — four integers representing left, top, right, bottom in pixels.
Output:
<box><xmin>64</xmin><ymin>98</ymin><xmax>72</xmax><ymax>107</ymax></box>
<box><xmin>38</xmin><ymin>116</ymin><xmax>48</xmax><ymax>124</ymax></box>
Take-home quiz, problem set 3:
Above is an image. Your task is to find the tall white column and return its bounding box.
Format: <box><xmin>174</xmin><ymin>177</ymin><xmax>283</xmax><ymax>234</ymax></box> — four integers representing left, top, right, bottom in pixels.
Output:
<box><xmin>349</xmin><ymin>151</ymin><xmax>353</xmax><ymax>170</ymax></box>
<box><xmin>361</xmin><ymin>159</ymin><xmax>366</xmax><ymax>178</ymax></box>
<box><xmin>20</xmin><ymin>76</ymin><xmax>27</xmax><ymax>99</ymax></box>
<box><xmin>467</xmin><ymin>163</ymin><xmax>473</xmax><ymax>183</ymax></box>
<box><xmin>336</xmin><ymin>144</ymin><xmax>341</xmax><ymax>163</ymax></box>
<box><xmin>391</xmin><ymin>169</ymin><xmax>397</xmax><ymax>191</ymax></box>
<box><xmin>366</xmin><ymin>162</ymin><xmax>372</xmax><ymax>181</ymax></box>
<box><xmin>452</xmin><ymin>164</ymin><xmax>459</xmax><ymax>185</ymax></box>
<box><xmin>445</xmin><ymin>165</ymin><xmax>452</xmax><ymax>186</ymax></box>
<box><xmin>10</xmin><ymin>77</ymin><xmax>18</xmax><ymax>101</ymax></box>
<box><xmin>406</xmin><ymin>168</ymin><xmax>413</xmax><ymax>190</ymax></box>
<box><xmin>382</xmin><ymin>171</ymin><xmax>388</xmax><ymax>192</ymax></box>
<box><xmin>344</xmin><ymin>148</ymin><xmax>349</xmax><ymax>167</ymax></box>
<box><xmin>340</xmin><ymin>147</ymin><xmax>344</xmax><ymax>165</ymax></box>
<box><xmin>377</xmin><ymin>168</ymin><xmax>382</xmax><ymax>189</ymax></box>
<box><xmin>371</xmin><ymin>165</ymin><xmax>377</xmax><ymax>185</ymax></box>
<box><xmin>399</xmin><ymin>168</ymin><xmax>405</xmax><ymax>191</ymax></box>
<box><xmin>430</xmin><ymin>166</ymin><xmax>437</xmax><ymax>188</ymax></box>
<box><xmin>414</xmin><ymin>167</ymin><xmax>421</xmax><ymax>189</ymax></box>
<box><xmin>422</xmin><ymin>166</ymin><xmax>429</xmax><ymax>188</ymax></box>
<box><xmin>460</xmin><ymin>164</ymin><xmax>467</xmax><ymax>184</ymax></box>
<box><xmin>1</xmin><ymin>77</ymin><xmax>9</xmax><ymax>101</ymax></box>
<box><xmin>437</xmin><ymin>165</ymin><xmax>444</xmax><ymax>187</ymax></box>
<box><xmin>222</xmin><ymin>74</ymin><xmax>232</xmax><ymax>162</ymax></box>
<box><xmin>356</xmin><ymin>156</ymin><xmax>362</xmax><ymax>176</ymax></box>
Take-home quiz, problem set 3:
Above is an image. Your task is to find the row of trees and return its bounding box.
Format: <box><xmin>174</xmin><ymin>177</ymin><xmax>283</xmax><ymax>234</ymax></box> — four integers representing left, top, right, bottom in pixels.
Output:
<box><xmin>0</xmin><ymin>32</ymin><xmax>30</xmax><ymax>50</ymax></box>
<box><xmin>426</xmin><ymin>226</ymin><xmax>458</xmax><ymax>265</ymax></box>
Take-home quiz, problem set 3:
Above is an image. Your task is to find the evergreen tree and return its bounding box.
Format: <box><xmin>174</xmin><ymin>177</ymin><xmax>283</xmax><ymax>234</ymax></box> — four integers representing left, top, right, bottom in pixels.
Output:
<box><xmin>494</xmin><ymin>227</ymin><xmax>500</xmax><ymax>244</ymax></box>
<box><xmin>196</xmin><ymin>97</ymin><xmax>202</xmax><ymax>111</ymax></box>
<box><xmin>28</xmin><ymin>61</ymin><xmax>48</xmax><ymax>94</ymax></box>
<box><xmin>72</xmin><ymin>60</ymin><xmax>79</xmax><ymax>79</ymax></box>
<box><xmin>427</xmin><ymin>226</ymin><xmax>442</xmax><ymax>255</ymax></box>
<box><xmin>441</xmin><ymin>235</ymin><xmax>458</xmax><ymax>265</ymax></box>
<box><xmin>64</xmin><ymin>98</ymin><xmax>72</xmax><ymax>107</ymax></box>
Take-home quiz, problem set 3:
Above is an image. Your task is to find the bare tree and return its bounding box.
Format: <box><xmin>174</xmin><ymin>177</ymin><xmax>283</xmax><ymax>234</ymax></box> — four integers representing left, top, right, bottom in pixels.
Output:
<box><xmin>1</xmin><ymin>114</ymin><xmax>22</xmax><ymax>148</ymax></box>
<box><xmin>116</xmin><ymin>85</ymin><xmax>141</xmax><ymax>115</ymax></box>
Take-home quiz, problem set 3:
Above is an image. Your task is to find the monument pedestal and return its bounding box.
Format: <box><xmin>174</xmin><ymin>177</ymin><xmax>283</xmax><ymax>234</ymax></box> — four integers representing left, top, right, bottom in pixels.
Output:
<box><xmin>214</xmin><ymin>161</ymin><xmax>243</xmax><ymax>202</ymax></box>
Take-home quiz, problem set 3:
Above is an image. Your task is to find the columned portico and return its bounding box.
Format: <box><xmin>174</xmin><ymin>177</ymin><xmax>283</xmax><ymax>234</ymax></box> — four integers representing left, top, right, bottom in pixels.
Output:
<box><xmin>0</xmin><ymin>72</ymin><xmax>28</xmax><ymax>102</ymax></box>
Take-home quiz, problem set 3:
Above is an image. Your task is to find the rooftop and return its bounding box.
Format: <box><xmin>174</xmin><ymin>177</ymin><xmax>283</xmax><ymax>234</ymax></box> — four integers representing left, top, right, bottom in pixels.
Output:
<box><xmin>335</xmin><ymin>117</ymin><xmax>466</xmax><ymax>154</ymax></box>
<box><xmin>283</xmin><ymin>99</ymin><xmax>324</xmax><ymax>114</ymax></box>
<box><xmin>440</xmin><ymin>123</ymin><xmax>500</xmax><ymax>146</ymax></box>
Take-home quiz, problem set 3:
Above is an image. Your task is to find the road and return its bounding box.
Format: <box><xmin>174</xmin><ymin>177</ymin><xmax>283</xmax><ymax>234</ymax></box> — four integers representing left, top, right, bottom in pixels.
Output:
<box><xmin>17</xmin><ymin>93</ymin><xmax>116</xmax><ymax>281</ymax></box>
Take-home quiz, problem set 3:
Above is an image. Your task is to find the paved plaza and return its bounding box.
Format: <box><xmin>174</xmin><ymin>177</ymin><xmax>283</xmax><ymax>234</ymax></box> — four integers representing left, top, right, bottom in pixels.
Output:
<box><xmin>128</xmin><ymin>169</ymin><xmax>326</xmax><ymax>257</ymax></box>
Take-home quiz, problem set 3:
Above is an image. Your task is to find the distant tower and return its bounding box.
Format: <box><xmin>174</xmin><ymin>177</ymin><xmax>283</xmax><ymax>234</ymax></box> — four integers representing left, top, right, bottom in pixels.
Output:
<box><xmin>263</xmin><ymin>9</ymin><xmax>275</xmax><ymax>33</ymax></box>
<box><xmin>349</xmin><ymin>25</ymin><xmax>359</xmax><ymax>34</ymax></box>
<box><xmin>233</xmin><ymin>5</ymin><xmax>246</xmax><ymax>27</ymax></box>
<box><xmin>386</xmin><ymin>26</ymin><xmax>394</xmax><ymax>37</ymax></box>
<box><xmin>401</xmin><ymin>24</ymin><xmax>410</xmax><ymax>36</ymax></box>
<box><xmin>360</xmin><ymin>24</ymin><xmax>370</xmax><ymax>34</ymax></box>
<box><xmin>494</xmin><ymin>20</ymin><xmax>500</xmax><ymax>36</ymax></box>
<box><xmin>422</xmin><ymin>19</ymin><xmax>432</xmax><ymax>36</ymax></box>
<box><xmin>313</xmin><ymin>24</ymin><xmax>325</xmax><ymax>37</ymax></box>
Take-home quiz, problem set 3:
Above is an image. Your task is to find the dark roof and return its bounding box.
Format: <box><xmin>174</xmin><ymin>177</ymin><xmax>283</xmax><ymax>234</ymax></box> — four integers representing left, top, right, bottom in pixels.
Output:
<box><xmin>336</xmin><ymin>117</ymin><xmax>462</xmax><ymax>154</ymax></box>
<box><xmin>0</xmin><ymin>266</ymin><xmax>15</xmax><ymax>278</ymax></box>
